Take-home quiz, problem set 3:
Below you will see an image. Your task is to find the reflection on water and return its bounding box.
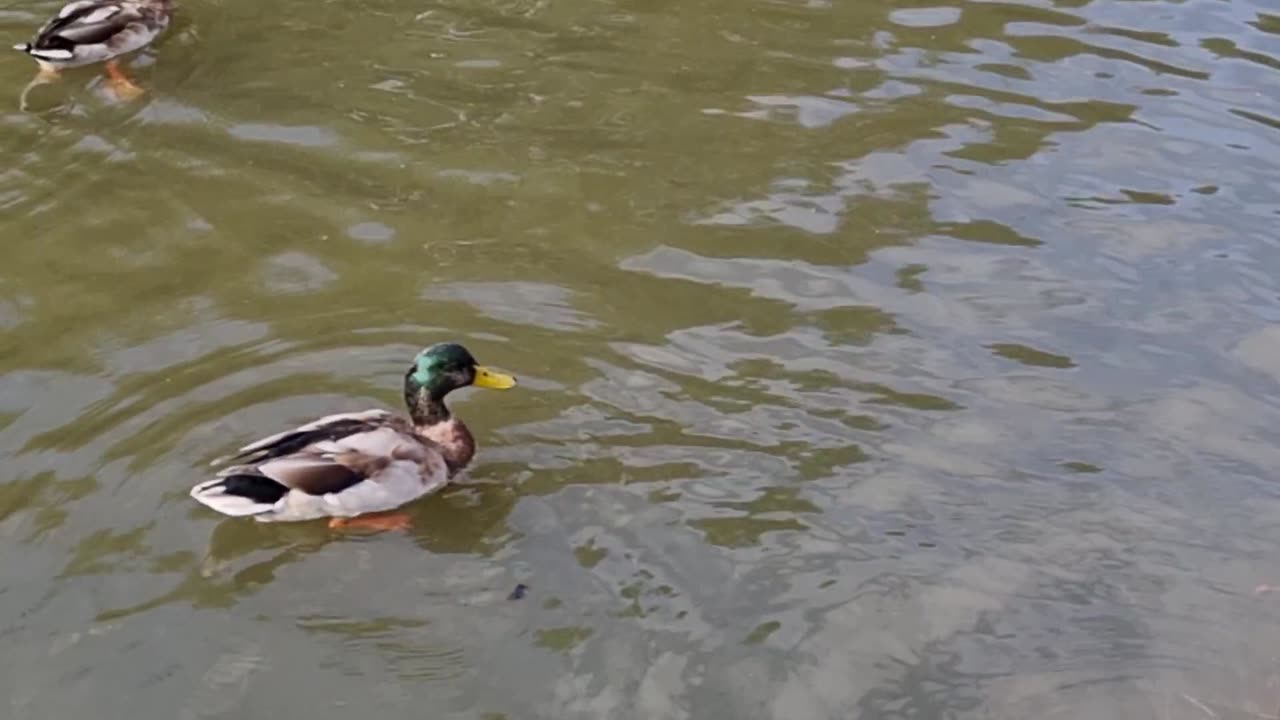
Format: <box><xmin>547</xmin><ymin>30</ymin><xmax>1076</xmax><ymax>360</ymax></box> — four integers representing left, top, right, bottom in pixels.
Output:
<box><xmin>3</xmin><ymin>0</ymin><xmax>1280</xmax><ymax>717</ymax></box>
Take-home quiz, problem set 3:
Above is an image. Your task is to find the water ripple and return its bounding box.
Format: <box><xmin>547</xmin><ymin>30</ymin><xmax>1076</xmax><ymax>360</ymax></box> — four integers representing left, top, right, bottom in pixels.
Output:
<box><xmin>3</xmin><ymin>0</ymin><xmax>1280</xmax><ymax>716</ymax></box>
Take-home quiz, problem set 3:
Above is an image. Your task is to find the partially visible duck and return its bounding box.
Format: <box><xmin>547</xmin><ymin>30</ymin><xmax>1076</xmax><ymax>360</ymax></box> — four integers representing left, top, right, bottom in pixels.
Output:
<box><xmin>14</xmin><ymin>0</ymin><xmax>172</xmax><ymax>106</ymax></box>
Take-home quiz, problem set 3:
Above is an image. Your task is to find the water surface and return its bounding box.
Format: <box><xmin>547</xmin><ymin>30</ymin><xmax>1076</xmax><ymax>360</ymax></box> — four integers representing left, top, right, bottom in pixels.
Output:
<box><xmin>3</xmin><ymin>0</ymin><xmax>1280</xmax><ymax>717</ymax></box>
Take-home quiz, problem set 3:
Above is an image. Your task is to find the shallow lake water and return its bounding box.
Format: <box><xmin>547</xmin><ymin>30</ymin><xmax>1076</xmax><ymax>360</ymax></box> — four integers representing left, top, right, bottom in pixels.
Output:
<box><xmin>3</xmin><ymin>0</ymin><xmax>1280</xmax><ymax>717</ymax></box>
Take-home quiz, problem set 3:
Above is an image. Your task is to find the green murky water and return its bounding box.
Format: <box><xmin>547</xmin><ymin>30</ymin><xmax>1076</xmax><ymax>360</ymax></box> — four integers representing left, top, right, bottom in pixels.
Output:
<box><xmin>3</xmin><ymin>0</ymin><xmax>1280</xmax><ymax>716</ymax></box>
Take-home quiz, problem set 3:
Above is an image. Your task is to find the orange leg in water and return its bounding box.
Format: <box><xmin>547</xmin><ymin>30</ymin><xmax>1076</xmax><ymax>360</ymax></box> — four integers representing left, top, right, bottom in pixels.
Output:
<box><xmin>328</xmin><ymin>511</ymin><xmax>412</xmax><ymax>532</ymax></box>
<box><xmin>19</xmin><ymin>64</ymin><xmax>60</xmax><ymax>111</ymax></box>
<box><xmin>104</xmin><ymin>59</ymin><xmax>145</xmax><ymax>101</ymax></box>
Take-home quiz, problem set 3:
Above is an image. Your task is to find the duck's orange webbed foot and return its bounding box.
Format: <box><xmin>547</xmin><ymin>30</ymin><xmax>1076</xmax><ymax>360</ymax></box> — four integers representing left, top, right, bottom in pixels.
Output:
<box><xmin>104</xmin><ymin>59</ymin><xmax>145</xmax><ymax>101</ymax></box>
<box><xmin>328</xmin><ymin>511</ymin><xmax>412</xmax><ymax>532</ymax></box>
<box><xmin>19</xmin><ymin>65</ymin><xmax>60</xmax><ymax>111</ymax></box>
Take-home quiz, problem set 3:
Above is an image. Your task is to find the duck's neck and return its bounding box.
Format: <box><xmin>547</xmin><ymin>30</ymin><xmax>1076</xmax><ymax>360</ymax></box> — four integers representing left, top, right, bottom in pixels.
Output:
<box><xmin>407</xmin><ymin>390</ymin><xmax>475</xmax><ymax>474</ymax></box>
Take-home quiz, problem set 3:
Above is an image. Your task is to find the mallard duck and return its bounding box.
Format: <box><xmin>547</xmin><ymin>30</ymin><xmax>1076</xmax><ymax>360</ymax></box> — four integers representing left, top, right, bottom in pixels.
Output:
<box><xmin>190</xmin><ymin>343</ymin><xmax>517</xmax><ymax>531</ymax></box>
<box><xmin>13</xmin><ymin>0</ymin><xmax>172</xmax><ymax>106</ymax></box>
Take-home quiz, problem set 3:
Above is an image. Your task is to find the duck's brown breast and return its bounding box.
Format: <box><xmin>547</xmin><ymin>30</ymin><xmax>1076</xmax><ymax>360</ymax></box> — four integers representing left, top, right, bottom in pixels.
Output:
<box><xmin>417</xmin><ymin>418</ymin><xmax>476</xmax><ymax>475</ymax></box>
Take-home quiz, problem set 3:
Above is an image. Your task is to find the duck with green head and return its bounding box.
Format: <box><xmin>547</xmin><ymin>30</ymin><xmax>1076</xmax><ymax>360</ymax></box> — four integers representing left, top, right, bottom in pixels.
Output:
<box><xmin>190</xmin><ymin>343</ymin><xmax>516</xmax><ymax>531</ymax></box>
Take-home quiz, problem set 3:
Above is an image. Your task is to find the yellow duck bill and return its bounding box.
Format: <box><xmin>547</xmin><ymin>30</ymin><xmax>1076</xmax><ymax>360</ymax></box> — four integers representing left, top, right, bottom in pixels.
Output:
<box><xmin>473</xmin><ymin>366</ymin><xmax>517</xmax><ymax>389</ymax></box>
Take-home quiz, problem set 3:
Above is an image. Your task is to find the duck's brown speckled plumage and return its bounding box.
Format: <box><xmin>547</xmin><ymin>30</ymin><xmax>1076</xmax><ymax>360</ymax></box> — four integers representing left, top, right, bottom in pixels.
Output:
<box><xmin>15</xmin><ymin>0</ymin><xmax>171</xmax><ymax>69</ymax></box>
<box><xmin>418</xmin><ymin>418</ymin><xmax>477</xmax><ymax>476</ymax></box>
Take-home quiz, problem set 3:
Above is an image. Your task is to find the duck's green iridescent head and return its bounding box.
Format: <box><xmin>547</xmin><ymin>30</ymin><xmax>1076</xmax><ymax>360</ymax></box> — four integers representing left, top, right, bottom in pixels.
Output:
<box><xmin>405</xmin><ymin>342</ymin><xmax>516</xmax><ymax>405</ymax></box>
